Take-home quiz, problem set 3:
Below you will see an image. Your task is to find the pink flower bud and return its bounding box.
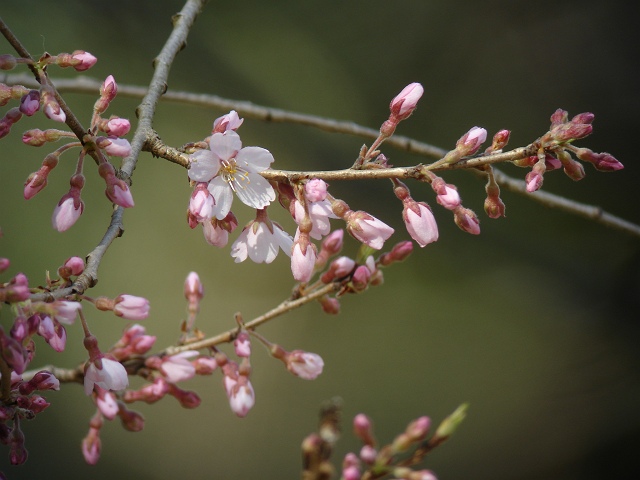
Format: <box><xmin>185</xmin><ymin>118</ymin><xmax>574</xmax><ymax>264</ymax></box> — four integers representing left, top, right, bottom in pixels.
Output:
<box><xmin>351</xmin><ymin>265</ymin><xmax>371</xmax><ymax>292</ymax></box>
<box><xmin>345</xmin><ymin>211</ymin><xmax>394</xmax><ymax>250</ymax></box>
<box><xmin>118</xmin><ymin>407</ymin><xmax>145</xmax><ymax>432</ymax></box>
<box><xmin>19</xmin><ymin>90</ymin><xmax>40</xmax><ymax>116</ymax></box>
<box><xmin>113</xmin><ymin>295</ymin><xmax>150</xmax><ymax>320</ymax></box>
<box><xmin>575</xmin><ymin>149</ymin><xmax>624</xmax><ymax>172</ymax></box>
<box><xmin>43</xmin><ymin>96</ymin><xmax>65</xmax><ymax>122</ymax></box>
<box><xmin>304</xmin><ymin>178</ymin><xmax>328</xmax><ymax>202</ymax></box>
<box><xmin>291</xmin><ymin>234</ymin><xmax>318</xmax><ymax>282</ymax></box>
<box><xmin>525</xmin><ymin>170</ymin><xmax>544</xmax><ymax>192</ymax></box>
<box><xmin>332</xmin><ymin>256</ymin><xmax>357</xmax><ymax>277</ymax></box>
<box><xmin>385</xmin><ymin>241</ymin><xmax>414</xmax><ymax>264</ymax></box>
<box><xmin>168</xmin><ymin>384</ymin><xmax>201</xmax><ymax>409</ymax></box>
<box><xmin>52</xmin><ymin>195</ymin><xmax>84</xmax><ymax>232</ymax></box>
<box><xmin>184</xmin><ymin>271</ymin><xmax>204</xmax><ymax>302</ymax></box>
<box><xmin>106</xmin><ymin>180</ymin><xmax>135</xmax><ymax>208</ymax></box>
<box><xmin>189</xmin><ymin>183</ymin><xmax>214</xmax><ymax>221</ymax></box>
<box><xmin>53</xmin><ymin>300</ymin><xmax>82</xmax><ymax>324</ymax></box>
<box><xmin>160</xmin><ymin>351</ymin><xmax>198</xmax><ymax>383</ymax></box>
<box><xmin>0</xmin><ymin>54</ymin><xmax>17</xmax><ymax>70</ymax></box>
<box><xmin>61</xmin><ymin>256</ymin><xmax>85</xmax><ymax>276</ymax></box>
<box><xmin>285</xmin><ymin>351</ymin><xmax>324</xmax><ymax>380</ymax></box>
<box><xmin>402</xmin><ymin>200</ymin><xmax>439</xmax><ymax>247</ymax></box>
<box><xmin>104</xmin><ymin>117</ymin><xmax>131</xmax><ymax>137</ymax></box>
<box><xmin>456</xmin><ymin>126</ymin><xmax>487</xmax><ymax>156</ymax></box>
<box><xmin>389</xmin><ymin>82</ymin><xmax>424</xmax><ymax>121</ymax></box>
<box><xmin>321</xmin><ymin>229</ymin><xmax>344</xmax><ymax>256</ymax></box>
<box><xmin>212</xmin><ymin>110</ymin><xmax>244</xmax><ymax>133</ymax></box>
<box><xmin>485</xmin><ymin>129</ymin><xmax>510</xmax><ymax>153</ymax></box>
<box><xmin>38</xmin><ymin>316</ymin><xmax>67</xmax><ymax>352</ymax></box>
<box><xmin>435</xmin><ymin>185</ymin><xmax>461</xmax><ymax>211</ymax></box>
<box><xmin>550</xmin><ymin>108</ymin><xmax>568</xmax><ymax>127</ymax></box>
<box><xmin>96</xmin><ymin>388</ymin><xmax>119</xmax><ymax>420</ymax></box>
<box><xmin>353</xmin><ymin>413</ymin><xmax>375</xmax><ymax>446</ymax></box>
<box><xmin>202</xmin><ymin>218</ymin><xmax>230</xmax><ymax>247</ymax></box>
<box><xmin>453</xmin><ymin>207</ymin><xmax>480</xmax><ymax>235</ymax></box>
<box><xmin>319</xmin><ymin>295</ymin><xmax>340</xmax><ymax>315</ymax></box>
<box><xmin>0</xmin><ymin>331</ymin><xmax>28</xmax><ymax>374</ymax></box>
<box><xmin>234</xmin><ymin>332</ymin><xmax>251</xmax><ymax>358</ymax></box>
<box><xmin>194</xmin><ymin>356</ymin><xmax>218</xmax><ymax>374</ymax></box>
<box><xmin>71</xmin><ymin>50</ymin><xmax>97</xmax><ymax>71</ymax></box>
<box><xmin>82</xmin><ymin>426</ymin><xmax>101</xmax><ymax>465</ymax></box>
<box><xmin>100</xmin><ymin>75</ymin><xmax>118</xmax><ymax>102</ymax></box>
<box><xmin>97</xmin><ymin>136</ymin><xmax>132</xmax><ymax>157</ymax></box>
<box><xmin>226</xmin><ymin>378</ymin><xmax>255</xmax><ymax>417</ymax></box>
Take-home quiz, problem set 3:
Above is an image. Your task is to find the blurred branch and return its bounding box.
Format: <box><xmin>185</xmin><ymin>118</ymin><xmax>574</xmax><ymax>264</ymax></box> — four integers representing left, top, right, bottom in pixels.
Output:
<box><xmin>123</xmin><ymin>0</ymin><xmax>208</xmax><ymax>179</ymax></box>
<box><xmin>3</xmin><ymin>72</ymin><xmax>638</xmax><ymax>238</ymax></box>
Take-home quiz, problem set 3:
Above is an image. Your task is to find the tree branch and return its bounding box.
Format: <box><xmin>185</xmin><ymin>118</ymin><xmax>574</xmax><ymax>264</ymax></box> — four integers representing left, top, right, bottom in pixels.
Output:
<box><xmin>3</xmin><ymin>73</ymin><xmax>637</xmax><ymax>238</ymax></box>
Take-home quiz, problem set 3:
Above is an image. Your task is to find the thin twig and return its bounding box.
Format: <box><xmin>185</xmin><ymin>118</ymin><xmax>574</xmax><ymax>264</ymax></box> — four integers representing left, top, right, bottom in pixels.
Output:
<box><xmin>165</xmin><ymin>281</ymin><xmax>341</xmax><ymax>355</ymax></box>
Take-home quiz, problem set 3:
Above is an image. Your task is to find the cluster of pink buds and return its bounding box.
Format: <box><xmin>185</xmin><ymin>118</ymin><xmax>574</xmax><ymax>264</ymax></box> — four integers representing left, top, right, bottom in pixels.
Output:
<box><xmin>302</xmin><ymin>405</ymin><xmax>468</xmax><ymax>480</ymax></box>
<box><xmin>0</xmin><ymin>50</ymin><xmax>96</xmax><ymax>138</ymax></box>
<box><xmin>0</xmin><ymin>261</ymin><xmax>84</xmax><ymax>465</ymax></box>
<box><xmin>6</xmin><ymin>50</ymin><xmax>135</xmax><ymax>232</ymax></box>
<box><xmin>513</xmin><ymin>109</ymin><xmax>623</xmax><ymax>193</ymax></box>
<box><xmin>0</xmin><ymin>245</ymin><xmax>154</xmax><ymax>466</ymax></box>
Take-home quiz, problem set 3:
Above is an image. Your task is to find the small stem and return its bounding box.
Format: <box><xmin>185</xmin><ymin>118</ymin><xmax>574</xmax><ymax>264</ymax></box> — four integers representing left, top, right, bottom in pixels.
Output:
<box><xmin>165</xmin><ymin>281</ymin><xmax>341</xmax><ymax>355</ymax></box>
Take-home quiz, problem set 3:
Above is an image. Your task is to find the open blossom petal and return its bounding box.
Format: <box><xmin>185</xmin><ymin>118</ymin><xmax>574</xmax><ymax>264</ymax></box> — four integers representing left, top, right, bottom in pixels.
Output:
<box><xmin>231</xmin><ymin>219</ymin><xmax>293</xmax><ymax>264</ymax></box>
<box><xmin>84</xmin><ymin>358</ymin><xmax>128</xmax><ymax>395</ymax></box>
<box><xmin>233</xmin><ymin>173</ymin><xmax>275</xmax><ymax>210</ymax></box>
<box><xmin>209</xmin><ymin>130</ymin><xmax>242</xmax><ymax>160</ymax></box>
<box><xmin>161</xmin><ymin>351</ymin><xmax>199</xmax><ymax>383</ymax></box>
<box><xmin>189</xmin><ymin>150</ymin><xmax>221</xmax><ymax>183</ymax></box>
<box><xmin>235</xmin><ymin>146</ymin><xmax>274</xmax><ymax>173</ymax></box>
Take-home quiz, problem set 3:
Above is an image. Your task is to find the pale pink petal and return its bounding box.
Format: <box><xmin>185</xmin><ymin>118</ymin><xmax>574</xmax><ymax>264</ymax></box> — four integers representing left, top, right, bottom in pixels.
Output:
<box><xmin>233</xmin><ymin>173</ymin><xmax>275</xmax><ymax>209</ymax></box>
<box><xmin>235</xmin><ymin>146</ymin><xmax>274</xmax><ymax>172</ymax></box>
<box><xmin>188</xmin><ymin>150</ymin><xmax>220</xmax><ymax>182</ymax></box>
<box><xmin>209</xmin><ymin>131</ymin><xmax>242</xmax><ymax>160</ymax></box>
<box><xmin>207</xmin><ymin>176</ymin><xmax>234</xmax><ymax>219</ymax></box>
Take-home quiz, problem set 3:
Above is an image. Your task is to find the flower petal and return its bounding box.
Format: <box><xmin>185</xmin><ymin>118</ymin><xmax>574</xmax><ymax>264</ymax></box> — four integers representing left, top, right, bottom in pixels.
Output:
<box><xmin>236</xmin><ymin>146</ymin><xmax>274</xmax><ymax>172</ymax></box>
<box><xmin>207</xmin><ymin>177</ymin><xmax>234</xmax><ymax>219</ymax></box>
<box><xmin>188</xmin><ymin>150</ymin><xmax>220</xmax><ymax>182</ymax></box>
<box><xmin>234</xmin><ymin>173</ymin><xmax>275</xmax><ymax>209</ymax></box>
<box><xmin>209</xmin><ymin>131</ymin><xmax>242</xmax><ymax>160</ymax></box>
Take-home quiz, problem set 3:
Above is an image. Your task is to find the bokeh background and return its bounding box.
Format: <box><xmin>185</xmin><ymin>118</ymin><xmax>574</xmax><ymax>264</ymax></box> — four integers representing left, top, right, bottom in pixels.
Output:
<box><xmin>1</xmin><ymin>1</ymin><xmax>639</xmax><ymax>479</ymax></box>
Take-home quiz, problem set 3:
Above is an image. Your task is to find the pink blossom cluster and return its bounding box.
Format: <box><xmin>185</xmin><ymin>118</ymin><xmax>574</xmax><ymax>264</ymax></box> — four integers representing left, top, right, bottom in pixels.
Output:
<box><xmin>341</xmin><ymin>413</ymin><xmax>438</xmax><ymax>480</ymax></box>
<box><xmin>0</xmin><ymin>252</ymin><xmax>153</xmax><ymax>466</ymax></box>
<box><xmin>183</xmin><ymin>87</ymin><xmax>496</xmax><ymax>285</ymax></box>
<box><xmin>514</xmin><ymin>109</ymin><xmax>624</xmax><ymax>193</ymax></box>
<box><xmin>6</xmin><ymin>55</ymin><xmax>135</xmax><ymax>232</ymax></box>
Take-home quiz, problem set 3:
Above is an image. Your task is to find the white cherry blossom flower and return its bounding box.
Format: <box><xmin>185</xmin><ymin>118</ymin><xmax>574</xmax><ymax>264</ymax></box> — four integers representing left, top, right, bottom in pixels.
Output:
<box><xmin>188</xmin><ymin>131</ymin><xmax>276</xmax><ymax>220</ymax></box>
<box><xmin>84</xmin><ymin>357</ymin><xmax>128</xmax><ymax>395</ymax></box>
<box><xmin>231</xmin><ymin>211</ymin><xmax>293</xmax><ymax>264</ymax></box>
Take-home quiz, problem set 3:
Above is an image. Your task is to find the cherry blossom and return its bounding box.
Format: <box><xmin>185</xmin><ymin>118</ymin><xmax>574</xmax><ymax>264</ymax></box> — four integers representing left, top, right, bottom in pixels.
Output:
<box><xmin>230</xmin><ymin>210</ymin><xmax>293</xmax><ymax>264</ymax></box>
<box><xmin>84</xmin><ymin>357</ymin><xmax>128</xmax><ymax>395</ymax></box>
<box><xmin>188</xmin><ymin>130</ymin><xmax>276</xmax><ymax>219</ymax></box>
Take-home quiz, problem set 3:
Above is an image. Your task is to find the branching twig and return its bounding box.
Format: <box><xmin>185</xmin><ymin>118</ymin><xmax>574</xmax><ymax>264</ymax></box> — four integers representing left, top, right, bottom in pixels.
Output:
<box><xmin>3</xmin><ymin>72</ymin><xmax>638</xmax><ymax>238</ymax></box>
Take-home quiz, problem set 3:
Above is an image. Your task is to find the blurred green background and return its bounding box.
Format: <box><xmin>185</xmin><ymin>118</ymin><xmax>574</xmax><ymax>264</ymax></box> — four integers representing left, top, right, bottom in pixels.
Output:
<box><xmin>1</xmin><ymin>1</ymin><xmax>640</xmax><ymax>479</ymax></box>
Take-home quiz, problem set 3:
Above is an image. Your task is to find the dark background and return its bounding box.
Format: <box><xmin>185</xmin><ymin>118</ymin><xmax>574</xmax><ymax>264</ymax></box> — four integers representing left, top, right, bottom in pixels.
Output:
<box><xmin>1</xmin><ymin>1</ymin><xmax>639</xmax><ymax>479</ymax></box>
